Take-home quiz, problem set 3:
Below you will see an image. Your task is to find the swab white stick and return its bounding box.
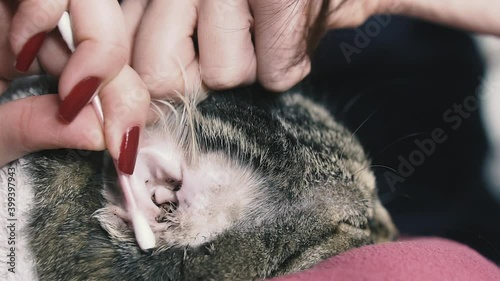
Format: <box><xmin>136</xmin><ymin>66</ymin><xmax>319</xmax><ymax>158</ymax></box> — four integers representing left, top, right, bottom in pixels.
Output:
<box><xmin>57</xmin><ymin>11</ymin><xmax>155</xmax><ymax>250</ymax></box>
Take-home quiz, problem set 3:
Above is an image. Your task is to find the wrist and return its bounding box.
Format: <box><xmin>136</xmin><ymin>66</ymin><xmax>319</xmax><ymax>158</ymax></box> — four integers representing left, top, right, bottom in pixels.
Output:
<box><xmin>314</xmin><ymin>0</ymin><xmax>383</xmax><ymax>29</ymax></box>
<box><xmin>375</xmin><ymin>0</ymin><xmax>500</xmax><ymax>36</ymax></box>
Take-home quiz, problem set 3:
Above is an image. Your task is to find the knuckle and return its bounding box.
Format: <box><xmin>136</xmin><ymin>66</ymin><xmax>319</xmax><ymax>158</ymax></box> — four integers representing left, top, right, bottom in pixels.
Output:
<box><xmin>203</xmin><ymin>65</ymin><xmax>254</xmax><ymax>90</ymax></box>
<box><xmin>138</xmin><ymin>69</ymin><xmax>183</xmax><ymax>98</ymax></box>
<box><xmin>103</xmin><ymin>41</ymin><xmax>129</xmax><ymax>66</ymax></box>
<box><xmin>259</xmin><ymin>58</ymin><xmax>311</xmax><ymax>92</ymax></box>
<box><xmin>259</xmin><ymin>70</ymin><xmax>296</xmax><ymax>92</ymax></box>
<box><xmin>82</xmin><ymin>39</ymin><xmax>129</xmax><ymax>66</ymax></box>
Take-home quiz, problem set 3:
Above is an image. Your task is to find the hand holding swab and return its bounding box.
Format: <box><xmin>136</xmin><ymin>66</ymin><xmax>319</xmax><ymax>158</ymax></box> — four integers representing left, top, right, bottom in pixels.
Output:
<box><xmin>57</xmin><ymin>11</ymin><xmax>155</xmax><ymax>250</ymax></box>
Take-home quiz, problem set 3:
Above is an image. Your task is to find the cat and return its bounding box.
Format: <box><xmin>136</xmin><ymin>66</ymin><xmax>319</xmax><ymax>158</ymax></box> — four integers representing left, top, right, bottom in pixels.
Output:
<box><xmin>0</xmin><ymin>75</ymin><xmax>396</xmax><ymax>281</ymax></box>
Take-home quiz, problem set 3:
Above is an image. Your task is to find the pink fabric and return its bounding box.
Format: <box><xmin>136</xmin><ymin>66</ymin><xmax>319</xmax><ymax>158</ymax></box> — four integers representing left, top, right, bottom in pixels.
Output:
<box><xmin>270</xmin><ymin>238</ymin><xmax>499</xmax><ymax>281</ymax></box>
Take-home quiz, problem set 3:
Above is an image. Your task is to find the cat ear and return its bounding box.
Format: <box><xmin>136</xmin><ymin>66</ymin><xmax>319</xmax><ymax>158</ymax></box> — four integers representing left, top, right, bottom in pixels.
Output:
<box><xmin>113</xmin><ymin>136</ymin><xmax>184</xmax><ymax>250</ymax></box>
<box><xmin>128</xmin><ymin>143</ymin><xmax>183</xmax><ymax>213</ymax></box>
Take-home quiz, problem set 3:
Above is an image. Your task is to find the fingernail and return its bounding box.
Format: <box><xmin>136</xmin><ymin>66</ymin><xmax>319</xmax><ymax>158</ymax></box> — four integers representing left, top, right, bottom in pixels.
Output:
<box><xmin>15</xmin><ymin>32</ymin><xmax>47</xmax><ymax>72</ymax></box>
<box><xmin>118</xmin><ymin>126</ymin><xmax>140</xmax><ymax>175</ymax></box>
<box><xmin>58</xmin><ymin>77</ymin><xmax>101</xmax><ymax>123</ymax></box>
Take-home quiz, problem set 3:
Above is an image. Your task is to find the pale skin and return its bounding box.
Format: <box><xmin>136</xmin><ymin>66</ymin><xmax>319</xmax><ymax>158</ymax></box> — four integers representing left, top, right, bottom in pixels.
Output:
<box><xmin>0</xmin><ymin>0</ymin><xmax>499</xmax><ymax>168</ymax></box>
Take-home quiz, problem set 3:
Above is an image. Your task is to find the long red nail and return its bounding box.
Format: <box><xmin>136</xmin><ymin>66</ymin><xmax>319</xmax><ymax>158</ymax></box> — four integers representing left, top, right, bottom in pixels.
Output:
<box><xmin>58</xmin><ymin>77</ymin><xmax>101</xmax><ymax>123</ymax></box>
<box><xmin>15</xmin><ymin>32</ymin><xmax>47</xmax><ymax>72</ymax></box>
<box><xmin>119</xmin><ymin>126</ymin><xmax>140</xmax><ymax>175</ymax></box>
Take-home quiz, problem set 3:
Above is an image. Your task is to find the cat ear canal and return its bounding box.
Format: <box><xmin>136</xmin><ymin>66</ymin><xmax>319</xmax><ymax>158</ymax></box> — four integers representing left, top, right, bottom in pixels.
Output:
<box><xmin>132</xmin><ymin>144</ymin><xmax>183</xmax><ymax>201</ymax></box>
<box><xmin>136</xmin><ymin>143</ymin><xmax>183</xmax><ymax>183</ymax></box>
<box><xmin>117</xmin><ymin>137</ymin><xmax>185</xmax><ymax>228</ymax></box>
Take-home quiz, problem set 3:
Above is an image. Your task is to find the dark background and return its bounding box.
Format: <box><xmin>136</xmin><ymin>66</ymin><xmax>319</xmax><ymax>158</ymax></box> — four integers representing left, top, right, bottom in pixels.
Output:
<box><xmin>308</xmin><ymin>15</ymin><xmax>500</xmax><ymax>263</ymax></box>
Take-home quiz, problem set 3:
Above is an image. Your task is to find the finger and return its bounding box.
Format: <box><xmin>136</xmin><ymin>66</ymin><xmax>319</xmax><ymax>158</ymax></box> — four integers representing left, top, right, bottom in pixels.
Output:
<box><xmin>0</xmin><ymin>24</ymin><xmax>20</xmax><ymax>81</ymax></box>
<box><xmin>132</xmin><ymin>0</ymin><xmax>199</xmax><ymax>99</ymax></box>
<box><xmin>100</xmin><ymin>65</ymin><xmax>150</xmax><ymax>175</ymax></box>
<box><xmin>37</xmin><ymin>30</ymin><xmax>71</xmax><ymax>77</ymax></box>
<box><xmin>0</xmin><ymin>0</ymin><xmax>17</xmax><ymax>80</ymax></box>
<box><xmin>250</xmin><ymin>0</ymin><xmax>312</xmax><ymax>92</ymax></box>
<box><xmin>58</xmin><ymin>0</ymin><xmax>129</xmax><ymax>123</ymax></box>
<box><xmin>2</xmin><ymin>31</ymin><xmax>65</xmax><ymax>81</ymax></box>
<box><xmin>0</xmin><ymin>79</ymin><xmax>8</xmax><ymax>94</ymax></box>
<box><xmin>9</xmin><ymin>0</ymin><xmax>67</xmax><ymax>73</ymax></box>
<box><xmin>0</xmin><ymin>94</ymin><xmax>105</xmax><ymax>167</ymax></box>
<box><xmin>198</xmin><ymin>0</ymin><xmax>256</xmax><ymax>89</ymax></box>
<box><xmin>0</xmin><ymin>0</ymin><xmax>39</xmax><ymax>80</ymax></box>
<box><xmin>2</xmin><ymin>1</ymin><xmax>67</xmax><ymax>80</ymax></box>
<box><xmin>120</xmin><ymin>0</ymin><xmax>149</xmax><ymax>63</ymax></box>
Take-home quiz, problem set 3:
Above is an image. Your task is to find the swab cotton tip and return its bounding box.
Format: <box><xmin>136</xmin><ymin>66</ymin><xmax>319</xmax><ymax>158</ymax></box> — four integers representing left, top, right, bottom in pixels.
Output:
<box><xmin>118</xmin><ymin>170</ymin><xmax>156</xmax><ymax>251</ymax></box>
<box><xmin>132</xmin><ymin>212</ymin><xmax>156</xmax><ymax>250</ymax></box>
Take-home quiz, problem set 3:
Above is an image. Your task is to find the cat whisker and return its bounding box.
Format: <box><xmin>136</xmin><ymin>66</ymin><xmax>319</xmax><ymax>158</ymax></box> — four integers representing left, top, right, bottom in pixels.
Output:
<box><xmin>353</xmin><ymin>164</ymin><xmax>398</xmax><ymax>176</ymax></box>
<box><xmin>149</xmin><ymin>101</ymin><xmax>167</xmax><ymax>127</ymax></box>
<box><xmin>371</xmin><ymin>132</ymin><xmax>429</xmax><ymax>160</ymax></box>
<box><xmin>154</xmin><ymin>99</ymin><xmax>179</xmax><ymax>121</ymax></box>
<box><xmin>350</xmin><ymin>110</ymin><xmax>378</xmax><ymax>137</ymax></box>
<box><xmin>338</xmin><ymin>110</ymin><xmax>378</xmax><ymax>171</ymax></box>
<box><xmin>340</xmin><ymin>93</ymin><xmax>363</xmax><ymax>115</ymax></box>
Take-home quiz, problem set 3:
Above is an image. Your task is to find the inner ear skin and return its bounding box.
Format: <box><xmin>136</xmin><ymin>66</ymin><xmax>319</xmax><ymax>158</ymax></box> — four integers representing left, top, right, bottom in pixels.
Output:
<box><xmin>122</xmin><ymin>133</ymin><xmax>185</xmax><ymax>224</ymax></box>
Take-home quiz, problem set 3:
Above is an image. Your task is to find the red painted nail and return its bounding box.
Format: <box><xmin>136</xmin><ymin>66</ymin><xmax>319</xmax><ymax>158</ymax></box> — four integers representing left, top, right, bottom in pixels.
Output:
<box><xmin>118</xmin><ymin>126</ymin><xmax>140</xmax><ymax>175</ymax></box>
<box><xmin>58</xmin><ymin>77</ymin><xmax>101</xmax><ymax>123</ymax></box>
<box><xmin>15</xmin><ymin>32</ymin><xmax>47</xmax><ymax>72</ymax></box>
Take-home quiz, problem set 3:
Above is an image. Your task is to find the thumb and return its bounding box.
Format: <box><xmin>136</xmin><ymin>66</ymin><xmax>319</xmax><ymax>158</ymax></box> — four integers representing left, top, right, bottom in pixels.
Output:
<box><xmin>0</xmin><ymin>94</ymin><xmax>105</xmax><ymax>167</ymax></box>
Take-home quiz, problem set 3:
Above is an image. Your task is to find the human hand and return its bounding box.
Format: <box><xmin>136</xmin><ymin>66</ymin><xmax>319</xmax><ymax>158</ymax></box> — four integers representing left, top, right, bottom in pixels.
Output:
<box><xmin>0</xmin><ymin>0</ymin><xmax>150</xmax><ymax>173</ymax></box>
<box><xmin>121</xmin><ymin>0</ymin><xmax>383</xmax><ymax>97</ymax></box>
